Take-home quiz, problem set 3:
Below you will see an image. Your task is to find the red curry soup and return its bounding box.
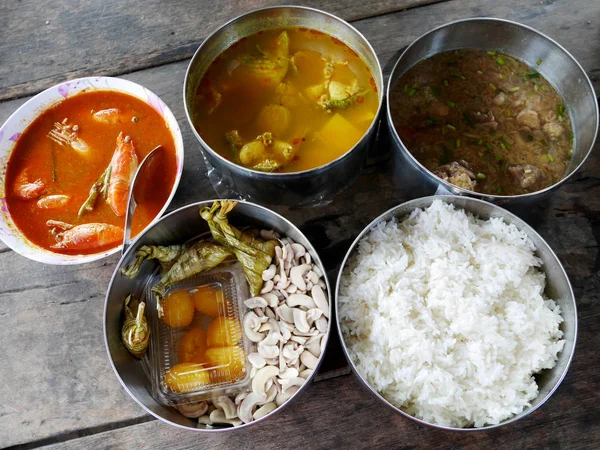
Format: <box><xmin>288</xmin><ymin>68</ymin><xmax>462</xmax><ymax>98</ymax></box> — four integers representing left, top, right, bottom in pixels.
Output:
<box><xmin>192</xmin><ymin>28</ymin><xmax>379</xmax><ymax>173</ymax></box>
<box><xmin>5</xmin><ymin>90</ymin><xmax>178</xmax><ymax>255</ymax></box>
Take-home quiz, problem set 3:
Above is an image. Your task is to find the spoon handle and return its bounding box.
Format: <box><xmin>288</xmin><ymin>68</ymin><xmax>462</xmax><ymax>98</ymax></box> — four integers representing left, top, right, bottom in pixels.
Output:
<box><xmin>122</xmin><ymin>145</ymin><xmax>162</xmax><ymax>255</ymax></box>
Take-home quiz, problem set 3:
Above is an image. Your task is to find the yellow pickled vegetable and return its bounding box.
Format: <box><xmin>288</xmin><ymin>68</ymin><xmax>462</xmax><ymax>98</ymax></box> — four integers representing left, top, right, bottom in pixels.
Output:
<box><xmin>207</xmin><ymin>316</ymin><xmax>242</xmax><ymax>347</ymax></box>
<box><xmin>205</xmin><ymin>346</ymin><xmax>246</xmax><ymax>383</ymax></box>
<box><xmin>162</xmin><ymin>290</ymin><xmax>195</xmax><ymax>327</ymax></box>
<box><xmin>192</xmin><ymin>285</ymin><xmax>223</xmax><ymax>318</ymax></box>
<box><xmin>165</xmin><ymin>363</ymin><xmax>212</xmax><ymax>393</ymax></box>
<box><xmin>178</xmin><ymin>328</ymin><xmax>208</xmax><ymax>364</ymax></box>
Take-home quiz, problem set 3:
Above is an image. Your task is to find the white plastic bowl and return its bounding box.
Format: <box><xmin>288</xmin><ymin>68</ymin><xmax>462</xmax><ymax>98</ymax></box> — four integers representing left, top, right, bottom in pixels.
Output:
<box><xmin>0</xmin><ymin>77</ymin><xmax>184</xmax><ymax>264</ymax></box>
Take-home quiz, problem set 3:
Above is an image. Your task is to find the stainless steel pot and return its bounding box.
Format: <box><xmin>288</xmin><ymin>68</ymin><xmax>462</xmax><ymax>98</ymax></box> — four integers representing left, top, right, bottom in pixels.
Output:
<box><xmin>183</xmin><ymin>6</ymin><xmax>384</xmax><ymax>207</ymax></box>
<box><xmin>104</xmin><ymin>200</ymin><xmax>332</xmax><ymax>431</ymax></box>
<box><xmin>335</xmin><ymin>195</ymin><xmax>577</xmax><ymax>431</ymax></box>
<box><xmin>386</xmin><ymin>18</ymin><xmax>598</xmax><ymax>207</ymax></box>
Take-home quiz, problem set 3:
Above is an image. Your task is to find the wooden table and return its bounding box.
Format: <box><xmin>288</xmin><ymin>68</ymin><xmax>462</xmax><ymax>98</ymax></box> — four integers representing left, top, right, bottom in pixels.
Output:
<box><xmin>1</xmin><ymin>1</ymin><xmax>598</xmax><ymax>448</ymax></box>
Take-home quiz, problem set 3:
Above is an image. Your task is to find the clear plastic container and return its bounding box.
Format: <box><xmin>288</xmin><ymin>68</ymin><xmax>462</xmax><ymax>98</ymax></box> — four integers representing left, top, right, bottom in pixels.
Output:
<box><xmin>144</xmin><ymin>261</ymin><xmax>251</xmax><ymax>406</ymax></box>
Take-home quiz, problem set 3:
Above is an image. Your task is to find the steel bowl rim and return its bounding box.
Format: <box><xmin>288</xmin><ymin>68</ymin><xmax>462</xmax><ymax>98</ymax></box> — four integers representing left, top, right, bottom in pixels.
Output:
<box><xmin>104</xmin><ymin>198</ymin><xmax>333</xmax><ymax>432</ymax></box>
<box><xmin>385</xmin><ymin>16</ymin><xmax>599</xmax><ymax>201</ymax></box>
<box><xmin>182</xmin><ymin>4</ymin><xmax>384</xmax><ymax>179</ymax></box>
<box><xmin>0</xmin><ymin>75</ymin><xmax>184</xmax><ymax>265</ymax></box>
<box><xmin>334</xmin><ymin>194</ymin><xmax>577</xmax><ymax>431</ymax></box>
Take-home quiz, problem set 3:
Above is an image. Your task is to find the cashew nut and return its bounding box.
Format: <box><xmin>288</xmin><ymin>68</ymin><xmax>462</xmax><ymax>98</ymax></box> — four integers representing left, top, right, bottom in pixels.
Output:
<box><xmin>235</xmin><ymin>392</ymin><xmax>248</xmax><ymax>406</ymax></box>
<box><xmin>238</xmin><ymin>392</ymin><xmax>262</xmax><ymax>424</ymax></box>
<box><xmin>265</xmin><ymin>307</ymin><xmax>276</xmax><ymax>319</ymax></box>
<box><xmin>279</xmin><ymin>376</ymin><xmax>306</xmax><ymax>393</ymax></box>
<box><xmin>306</xmin><ymin>338</ymin><xmax>321</xmax><ymax>358</ymax></box>
<box><xmin>276</xmin><ymin>386</ymin><xmax>299</xmax><ymax>406</ymax></box>
<box><xmin>248</xmin><ymin>352</ymin><xmax>266</xmax><ymax>369</ymax></box>
<box><xmin>244</xmin><ymin>296</ymin><xmax>268</xmax><ymax>309</ymax></box>
<box><xmin>261</xmin><ymin>330</ymin><xmax>281</xmax><ymax>346</ymax></box>
<box><xmin>300</xmin><ymin>349</ymin><xmax>319</xmax><ymax>369</ymax></box>
<box><xmin>260</xmin><ymin>280</ymin><xmax>274</xmax><ymax>294</ymax></box>
<box><xmin>306</xmin><ymin>307</ymin><xmax>323</xmax><ymax>323</ymax></box>
<box><xmin>285</xmin><ymin>283</ymin><xmax>298</xmax><ymax>294</ymax></box>
<box><xmin>177</xmin><ymin>401</ymin><xmax>208</xmax><ymax>418</ymax></box>
<box><xmin>257</xmin><ymin>343</ymin><xmax>279</xmax><ymax>359</ymax></box>
<box><xmin>262</xmin><ymin>383</ymin><xmax>277</xmax><ymax>404</ymax></box>
<box><xmin>293</xmin><ymin>309</ymin><xmax>310</xmax><ymax>333</ymax></box>
<box><xmin>275</xmin><ymin>305</ymin><xmax>294</xmax><ymax>323</ymax></box>
<box><xmin>312</xmin><ymin>265</ymin><xmax>323</xmax><ymax>278</ymax></box>
<box><xmin>286</xmin><ymin>293</ymin><xmax>316</xmax><ymax>309</ymax></box>
<box><xmin>262</xmin><ymin>293</ymin><xmax>278</xmax><ymax>307</ymax></box>
<box><xmin>198</xmin><ymin>414</ymin><xmax>213</xmax><ymax>425</ymax></box>
<box><xmin>243</xmin><ymin>311</ymin><xmax>266</xmax><ymax>343</ymax></box>
<box><xmin>279</xmin><ymin>367</ymin><xmax>299</xmax><ymax>379</ymax></box>
<box><xmin>311</xmin><ymin>285</ymin><xmax>329</xmax><ymax>318</ymax></box>
<box><xmin>262</xmin><ymin>264</ymin><xmax>276</xmax><ymax>281</ymax></box>
<box><xmin>291</xmin><ymin>243</ymin><xmax>306</xmax><ymax>260</ymax></box>
<box><xmin>274</xmin><ymin>246</ymin><xmax>283</xmax><ymax>265</ymax></box>
<box><xmin>215</xmin><ymin>396</ymin><xmax>238</xmax><ymax>420</ymax></box>
<box><xmin>302</xmin><ymin>253</ymin><xmax>311</xmax><ymax>264</ymax></box>
<box><xmin>253</xmin><ymin>402</ymin><xmax>277</xmax><ymax>420</ymax></box>
<box><xmin>278</xmin><ymin>321</ymin><xmax>292</xmax><ymax>341</ymax></box>
<box><xmin>306</xmin><ymin>270</ymin><xmax>320</xmax><ymax>285</ymax></box>
<box><xmin>252</xmin><ymin>366</ymin><xmax>280</xmax><ymax>399</ymax></box>
<box><xmin>282</xmin><ymin>342</ymin><xmax>304</xmax><ymax>362</ymax></box>
<box><xmin>299</xmin><ymin>368</ymin><xmax>313</xmax><ymax>379</ymax></box>
<box><xmin>209</xmin><ymin>408</ymin><xmax>243</xmax><ymax>426</ymax></box>
<box><xmin>290</xmin><ymin>264</ymin><xmax>311</xmax><ymax>291</ymax></box>
<box><xmin>289</xmin><ymin>335</ymin><xmax>308</xmax><ymax>345</ymax></box>
<box><xmin>315</xmin><ymin>316</ymin><xmax>328</xmax><ymax>333</ymax></box>
<box><xmin>292</xmin><ymin>328</ymin><xmax>319</xmax><ymax>337</ymax></box>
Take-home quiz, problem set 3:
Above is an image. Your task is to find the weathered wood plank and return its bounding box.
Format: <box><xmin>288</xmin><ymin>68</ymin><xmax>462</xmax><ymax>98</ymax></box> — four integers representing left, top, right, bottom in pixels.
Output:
<box><xmin>1</xmin><ymin>0</ymin><xmax>599</xmax><ymax>447</ymax></box>
<box><xmin>42</xmin><ymin>315</ymin><xmax>599</xmax><ymax>450</ymax></box>
<box><xmin>357</xmin><ymin>0</ymin><xmax>600</xmax><ymax>93</ymax></box>
<box><xmin>0</xmin><ymin>0</ymin><xmax>448</xmax><ymax>101</ymax></box>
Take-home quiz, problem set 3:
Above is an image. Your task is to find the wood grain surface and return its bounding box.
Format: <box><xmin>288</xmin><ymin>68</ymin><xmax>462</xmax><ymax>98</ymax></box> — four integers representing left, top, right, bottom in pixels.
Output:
<box><xmin>0</xmin><ymin>0</ymin><xmax>447</xmax><ymax>101</ymax></box>
<box><xmin>0</xmin><ymin>0</ymin><xmax>598</xmax><ymax>448</ymax></box>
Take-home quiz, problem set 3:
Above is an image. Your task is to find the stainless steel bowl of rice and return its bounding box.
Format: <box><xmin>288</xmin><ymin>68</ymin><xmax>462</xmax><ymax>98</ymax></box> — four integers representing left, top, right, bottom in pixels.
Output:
<box><xmin>335</xmin><ymin>195</ymin><xmax>576</xmax><ymax>430</ymax></box>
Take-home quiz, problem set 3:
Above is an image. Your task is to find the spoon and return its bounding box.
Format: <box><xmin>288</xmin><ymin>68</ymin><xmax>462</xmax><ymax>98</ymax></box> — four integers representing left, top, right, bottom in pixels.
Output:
<box><xmin>122</xmin><ymin>145</ymin><xmax>163</xmax><ymax>254</ymax></box>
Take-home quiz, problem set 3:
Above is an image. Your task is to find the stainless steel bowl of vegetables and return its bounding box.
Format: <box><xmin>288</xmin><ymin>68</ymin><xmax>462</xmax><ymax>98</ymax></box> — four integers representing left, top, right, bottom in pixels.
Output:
<box><xmin>104</xmin><ymin>200</ymin><xmax>332</xmax><ymax>431</ymax></box>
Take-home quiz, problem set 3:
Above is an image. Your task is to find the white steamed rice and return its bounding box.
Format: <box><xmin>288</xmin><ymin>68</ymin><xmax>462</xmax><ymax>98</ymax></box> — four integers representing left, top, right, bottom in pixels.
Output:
<box><xmin>339</xmin><ymin>200</ymin><xmax>564</xmax><ymax>427</ymax></box>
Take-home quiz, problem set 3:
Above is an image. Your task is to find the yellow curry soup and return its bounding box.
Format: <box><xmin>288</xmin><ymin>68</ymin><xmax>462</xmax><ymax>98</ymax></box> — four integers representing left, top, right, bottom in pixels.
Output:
<box><xmin>192</xmin><ymin>28</ymin><xmax>379</xmax><ymax>173</ymax></box>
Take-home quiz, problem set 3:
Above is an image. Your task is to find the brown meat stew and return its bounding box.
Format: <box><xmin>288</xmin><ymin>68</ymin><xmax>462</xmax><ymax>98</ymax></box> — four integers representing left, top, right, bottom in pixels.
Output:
<box><xmin>390</xmin><ymin>50</ymin><xmax>573</xmax><ymax>195</ymax></box>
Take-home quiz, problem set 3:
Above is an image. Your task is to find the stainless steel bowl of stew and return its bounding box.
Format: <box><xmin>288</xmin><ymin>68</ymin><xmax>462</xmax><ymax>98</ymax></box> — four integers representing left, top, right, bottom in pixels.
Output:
<box><xmin>386</xmin><ymin>18</ymin><xmax>598</xmax><ymax>205</ymax></box>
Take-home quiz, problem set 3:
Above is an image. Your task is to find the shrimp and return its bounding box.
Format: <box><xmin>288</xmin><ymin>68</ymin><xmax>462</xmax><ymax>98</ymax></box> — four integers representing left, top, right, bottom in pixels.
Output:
<box><xmin>13</xmin><ymin>169</ymin><xmax>46</xmax><ymax>200</ymax></box>
<box><xmin>47</xmin><ymin>221</ymin><xmax>123</xmax><ymax>250</ymax></box>
<box><xmin>107</xmin><ymin>133</ymin><xmax>138</xmax><ymax>217</ymax></box>
<box><xmin>92</xmin><ymin>108</ymin><xmax>129</xmax><ymax>125</ymax></box>
<box><xmin>37</xmin><ymin>194</ymin><xmax>71</xmax><ymax>210</ymax></box>
<box><xmin>48</xmin><ymin>120</ymin><xmax>90</xmax><ymax>154</ymax></box>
